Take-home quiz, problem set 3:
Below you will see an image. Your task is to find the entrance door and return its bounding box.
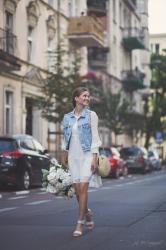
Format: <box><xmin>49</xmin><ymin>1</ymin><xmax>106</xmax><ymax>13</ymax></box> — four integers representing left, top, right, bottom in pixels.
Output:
<box><xmin>26</xmin><ymin>98</ymin><xmax>33</xmax><ymax>135</ymax></box>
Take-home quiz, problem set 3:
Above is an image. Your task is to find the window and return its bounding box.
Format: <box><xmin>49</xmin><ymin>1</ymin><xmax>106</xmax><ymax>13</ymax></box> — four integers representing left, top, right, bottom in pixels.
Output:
<box><xmin>5</xmin><ymin>11</ymin><xmax>14</xmax><ymax>54</ymax></box>
<box><xmin>155</xmin><ymin>43</ymin><xmax>160</xmax><ymax>54</ymax></box>
<box><xmin>47</xmin><ymin>38</ymin><xmax>55</xmax><ymax>72</ymax></box>
<box><xmin>4</xmin><ymin>91</ymin><xmax>13</xmax><ymax>135</ymax></box>
<box><xmin>113</xmin><ymin>0</ymin><xmax>116</xmax><ymax>22</ymax></box>
<box><xmin>27</xmin><ymin>26</ymin><xmax>34</xmax><ymax>62</ymax></box>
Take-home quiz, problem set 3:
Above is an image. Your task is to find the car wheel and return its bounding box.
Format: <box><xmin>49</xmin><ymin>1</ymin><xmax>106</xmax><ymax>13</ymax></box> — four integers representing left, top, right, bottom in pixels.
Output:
<box><xmin>123</xmin><ymin>166</ymin><xmax>128</xmax><ymax>177</ymax></box>
<box><xmin>19</xmin><ymin>170</ymin><xmax>31</xmax><ymax>190</ymax></box>
<box><xmin>115</xmin><ymin>168</ymin><xmax>120</xmax><ymax>179</ymax></box>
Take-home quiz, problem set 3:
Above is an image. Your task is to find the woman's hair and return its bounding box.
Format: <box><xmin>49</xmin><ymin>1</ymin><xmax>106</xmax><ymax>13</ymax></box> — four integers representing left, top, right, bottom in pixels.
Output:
<box><xmin>72</xmin><ymin>86</ymin><xmax>90</xmax><ymax>107</ymax></box>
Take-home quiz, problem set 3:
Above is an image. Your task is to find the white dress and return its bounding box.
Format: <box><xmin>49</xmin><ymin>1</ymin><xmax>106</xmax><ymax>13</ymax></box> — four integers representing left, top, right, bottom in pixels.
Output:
<box><xmin>68</xmin><ymin>111</ymin><xmax>101</xmax><ymax>183</ymax></box>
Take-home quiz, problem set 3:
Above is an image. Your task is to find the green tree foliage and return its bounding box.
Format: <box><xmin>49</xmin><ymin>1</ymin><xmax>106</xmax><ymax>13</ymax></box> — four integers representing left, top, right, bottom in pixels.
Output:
<box><xmin>144</xmin><ymin>51</ymin><xmax>166</xmax><ymax>147</ymax></box>
<box><xmin>96</xmin><ymin>89</ymin><xmax>130</xmax><ymax>135</ymax></box>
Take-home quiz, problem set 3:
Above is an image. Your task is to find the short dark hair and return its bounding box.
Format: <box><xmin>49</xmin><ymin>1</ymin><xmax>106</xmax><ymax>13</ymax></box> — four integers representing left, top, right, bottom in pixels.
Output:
<box><xmin>72</xmin><ymin>87</ymin><xmax>90</xmax><ymax>107</ymax></box>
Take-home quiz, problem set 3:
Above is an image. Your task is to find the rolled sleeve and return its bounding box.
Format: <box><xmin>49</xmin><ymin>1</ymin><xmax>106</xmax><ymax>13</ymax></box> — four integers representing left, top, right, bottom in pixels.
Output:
<box><xmin>90</xmin><ymin>111</ymin><xmax>102</xmax><ymax>152</ymax></box>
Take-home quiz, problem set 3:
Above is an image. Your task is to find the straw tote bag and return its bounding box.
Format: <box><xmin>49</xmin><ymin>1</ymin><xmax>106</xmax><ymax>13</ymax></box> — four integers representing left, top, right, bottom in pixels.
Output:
<box><xmin>97</xmin><ymin>155</ymin><xmax>111</xmax><ymax>177</ymax></box>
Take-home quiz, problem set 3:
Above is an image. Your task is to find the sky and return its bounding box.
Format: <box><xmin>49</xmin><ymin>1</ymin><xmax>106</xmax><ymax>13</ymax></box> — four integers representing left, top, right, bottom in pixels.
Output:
<box><xmin>148</xmin><ymin>0</ymin><xmax>166</xmax><ymax>34</ymax></box>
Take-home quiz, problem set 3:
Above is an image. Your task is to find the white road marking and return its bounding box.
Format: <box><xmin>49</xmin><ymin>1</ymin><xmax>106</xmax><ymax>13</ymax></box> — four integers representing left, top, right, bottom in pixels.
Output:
<box><xmin>0</xmin><ymin>207</ymin><xmax>18</xmax><ymax>213</ymax></box>
<box><xmin>36</xmin><ymin>191</ymin><xmax>47</xmax><ymax>195</ymax></box>
<box><xmin>15</xmin><ymin>190</ymin><xmax>30</xmax><ymax>195</ymax></box>
<box><xmin>8</xmin><ymin>196</ymin><xmax>27</xmax><ymax>200</ymax></box>
<box><xmin>101</xmin><ymin>186</ymin><xmax>113</xmax><ymax>190</ymax></box>
<box><xmin>88</xmin><ymin>189</ymin><xmax>97</xmax><ymax>192</ymax></box>
<box><xmin>25</xmin><ymin>199</ymin><xmax>51</xmax><ymax>205</ymax></box>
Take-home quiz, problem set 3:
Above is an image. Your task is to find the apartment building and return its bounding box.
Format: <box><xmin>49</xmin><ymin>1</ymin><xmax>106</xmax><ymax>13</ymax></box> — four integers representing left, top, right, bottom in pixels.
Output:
<box><xmin>107</xmin><ymin>0</ymin><xmax>150</xmax><ymax>145</ymax></box>
<box><xmin>70</xmin><ymin>0</ymin><xmax>150</xmax><ymax>146</ymax></box>
<box><xmin>150</xmin><ymin>33</ymin><xmax>166</xmax><ymax>54</ymax></box>
<box><xmin>0</xmin><ymin>0</ymin><xmax>89</xmax><ymax>151</ymax></box>
<box><xmin>0</xmin><ymin>0</ymin><xmax>150</xmax><ymax>152</ymax></box>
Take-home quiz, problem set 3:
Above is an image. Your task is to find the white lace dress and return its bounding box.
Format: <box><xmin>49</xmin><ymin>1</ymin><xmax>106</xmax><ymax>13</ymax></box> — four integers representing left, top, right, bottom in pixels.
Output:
<box><xmin>68</xmin><ymin>111</ymin><xmax>101</xmax><ymax>183</ymax></box>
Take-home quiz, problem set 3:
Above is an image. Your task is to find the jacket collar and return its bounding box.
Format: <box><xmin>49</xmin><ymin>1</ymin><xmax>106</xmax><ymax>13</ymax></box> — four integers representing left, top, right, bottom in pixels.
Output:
<box><xmin>69</xmin><ymin>108</ymin><xmax>90</xmax><ymax>118</ymax></box>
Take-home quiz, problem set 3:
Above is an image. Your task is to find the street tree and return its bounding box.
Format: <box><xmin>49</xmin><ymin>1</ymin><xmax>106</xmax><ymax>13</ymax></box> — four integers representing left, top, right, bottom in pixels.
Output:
<box><xmin>144</xmin><ymin>51</ymin><xmax>166</xmax><ymax>147</ymax></box>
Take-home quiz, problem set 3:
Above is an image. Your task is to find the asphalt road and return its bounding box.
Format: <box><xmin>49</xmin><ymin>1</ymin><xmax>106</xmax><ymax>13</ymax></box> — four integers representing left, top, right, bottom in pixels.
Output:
<box><xmin>0</xmin><ymin>170</ymin><xmax>166</xmax><ymax>250</ymax></box>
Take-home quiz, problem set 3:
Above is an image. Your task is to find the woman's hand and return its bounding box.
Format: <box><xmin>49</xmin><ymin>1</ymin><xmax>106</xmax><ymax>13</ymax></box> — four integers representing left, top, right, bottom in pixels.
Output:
<box><xmin>91</xmin><ymin>154</ymin><xmax>98</xmax><ymax>173</ymax></box>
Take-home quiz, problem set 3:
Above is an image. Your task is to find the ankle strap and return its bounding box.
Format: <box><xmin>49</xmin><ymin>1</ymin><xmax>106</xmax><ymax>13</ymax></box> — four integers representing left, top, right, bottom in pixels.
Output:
<box><xmin>77</xmin><ymin>220</ymin><xmax>85</xmax><ymax>224</ymax></box>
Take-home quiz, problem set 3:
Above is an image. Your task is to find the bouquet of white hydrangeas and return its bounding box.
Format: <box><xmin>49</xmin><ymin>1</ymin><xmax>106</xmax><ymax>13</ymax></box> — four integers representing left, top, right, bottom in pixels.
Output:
<box><xmin>42</xmin><ymin>164</ymin><xmax>75</xmax><ymax>198</ymax></box>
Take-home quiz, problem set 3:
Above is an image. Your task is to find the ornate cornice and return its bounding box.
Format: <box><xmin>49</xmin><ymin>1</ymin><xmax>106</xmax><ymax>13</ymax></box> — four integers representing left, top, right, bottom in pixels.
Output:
<box><xmin>4</xmin><ymin>0</ymin><xmax>21</xmax><ymax>13</ymax></box>
<box><xmin>46</xmin><ymin>15</ymin><xmax>56</xmax><ymax>40</ymax></box>
<box><xmin>26</xmin><ymin>1</ymin><xmax>40</xmax><ymax>27</ymax></box>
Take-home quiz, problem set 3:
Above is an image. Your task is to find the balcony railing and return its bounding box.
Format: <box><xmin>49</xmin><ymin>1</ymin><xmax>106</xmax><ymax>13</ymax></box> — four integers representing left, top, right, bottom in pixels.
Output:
<box><xmin>0</xmin><ymin>28</ymin><xmax>17</xmax><ymax>55</ymax></box>
<box><xmin>67</xmin><ymin>16</ymin><xmax>104</xmax><ymax>47</ymax></box>
<box><xmin>87</xmin><ymin>0</ymin><xmax>107</xmax><ymax>17</ymax></box>
<box><xmin>0</xmin><ymin>28</ymin><xmax>20</xmax><ymax>71</ymax></box>
<box><xmin>88</xmin><ymin>47</ymin><xmax>108</xmax><ymax>69</ymax></box>
<box><xmin>121</xmin><ymin>69</ymin><xmax>145</xmax><ymax>92</ymax></box>
<box><xmin>122</xmin><ymin>27</ymin><xmax>145</xmax><ymax>50</ymax></box>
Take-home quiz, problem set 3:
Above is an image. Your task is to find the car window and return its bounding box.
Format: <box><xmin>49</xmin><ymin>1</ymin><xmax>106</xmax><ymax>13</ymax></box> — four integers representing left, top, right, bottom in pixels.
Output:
<box><xmin>148</xmin><ymin>151</ymin><xmax>154</xmax><ymax>157</ymax></box>
<box><xmin>0</xmin><ymin>139</ymin><xmax>17</xmax><ymax>153</ymax></box>
<box><xmin>120</xmin><ymin>147</ymin><xmax>139</xmax><ymax>157</ymax></box>
<box><xmin>33</xmin><ymin>139</ymin><xmax>44</xmax><ymax>153</ymax></box>
<box><xmin>20</xmin><ymin>138</ymin><xmax>35</xmax><ymax>151</ymax></box>
<box><xmin>99</xmin><ymin>148</ymin><xmax>112</xmax><ymax>157</ymax></box>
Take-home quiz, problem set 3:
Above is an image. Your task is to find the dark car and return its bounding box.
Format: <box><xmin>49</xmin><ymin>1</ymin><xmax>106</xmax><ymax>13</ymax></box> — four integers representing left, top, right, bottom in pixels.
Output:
<box><xmin>120</xmin><ymin>146</ymin><xmax>151</xmax><ymax>174</ymax></box>
<box><xmin>99</xmin><ymin>147</ymin><xmax>128</xmax><ymax>178</ymax></box>
<box><xmin>0</xmin><ymin>134</ymin><xmax>51</xmax><ymax>190</ymax></box>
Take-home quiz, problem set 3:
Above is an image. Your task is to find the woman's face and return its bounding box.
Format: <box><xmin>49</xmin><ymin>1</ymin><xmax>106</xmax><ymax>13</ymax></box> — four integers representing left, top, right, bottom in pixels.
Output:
<box><xmin>75</xmin><ymin>91</ymin><xmax>90</xmax><ymax>107</ymax></box>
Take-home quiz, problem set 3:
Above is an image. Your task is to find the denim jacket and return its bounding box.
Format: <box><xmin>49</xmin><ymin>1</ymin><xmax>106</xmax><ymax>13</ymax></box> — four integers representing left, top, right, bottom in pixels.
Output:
<box><xmin>63</xmin><ymin>108</ymin><xmax>92</xmax><ymax>152</ymax></box>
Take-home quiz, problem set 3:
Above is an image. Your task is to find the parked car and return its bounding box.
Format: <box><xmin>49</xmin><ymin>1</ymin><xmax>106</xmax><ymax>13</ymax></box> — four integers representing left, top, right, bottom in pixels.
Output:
<box><xmin>120</xmin><ymin>146</ymin><xmax>152</xmax><ymax>174</ymax></box>
<box><xmin>0</xmin><ymin>134</ymin><xmax>51</xmax><ymax>190</ymax></box>
<box><xmin>111</xmin><ymin>147</ymin><xmax>128</xmax><ymax>177</ymax></box>
<box><xmin>148</xmin><ymin>150</ymin><xmax>162</xmax><ymax>170</ymax></box>
<box><xmin>99</xmin><ymin>147</ymin><xmax>128</xmax><ymax>178</ymax></box>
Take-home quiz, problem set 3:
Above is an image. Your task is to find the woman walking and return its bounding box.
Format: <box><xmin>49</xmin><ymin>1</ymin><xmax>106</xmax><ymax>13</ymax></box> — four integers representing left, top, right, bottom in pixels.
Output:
<box><xmin>62</xmin><ymin>86</ymin><xmax>101</xmax><ymax>237</ymax></box>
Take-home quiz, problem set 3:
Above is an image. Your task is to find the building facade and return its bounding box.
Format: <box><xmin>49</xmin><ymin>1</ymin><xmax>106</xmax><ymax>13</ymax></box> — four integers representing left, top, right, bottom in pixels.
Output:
<box><xmin>150</xmin><ymin>33</ymin><xmax>166</xmax><ymax>54</ymax></box>
<box><xmin>79</xmin><ymin>0</ymin><xmax>150</xmax><ymax>146</ymax></box>
<box><xmin>0</xmin><ymin>0</ymin><xmax>150</xmax><ymax>154</ymax></box>
<box><xmin>0</xmin><ymin>0</ymin><xmax>89</xmax><ymax>151</ymax></box>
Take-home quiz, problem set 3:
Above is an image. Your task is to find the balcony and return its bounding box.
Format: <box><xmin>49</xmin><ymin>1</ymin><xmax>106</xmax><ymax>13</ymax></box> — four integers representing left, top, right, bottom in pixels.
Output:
<box><xmin>122</xmin><ymin>27</ymin><xmax>145</xmax><ymax>50</ymax></box>
<box><xmin>88</xmin><ymin>47</ymin><xmax>108</xmax><ymax>70</ymax></box>
<box><xmin>123</xmin><ymin>0</ymin><xmax>137</xmax><ymax>11</ymax></box>
<box><xmin>0</xmin><ymin>28</ymin><xmax>21</xmax><ymax>71</ymax></box>
<box><xmin>121</xmin><ymin>69</ymin><xmax>145</xmax><ymax>92</ymax></box>
<box><xmin>67</xmin><ymin>16</ymin><xmax>104</xmax><ymax>47</ymax></box>
<box><xmin>87</xmin><ymin>0</ymin><xmax>107</xmax><ymax>17</ymax></box>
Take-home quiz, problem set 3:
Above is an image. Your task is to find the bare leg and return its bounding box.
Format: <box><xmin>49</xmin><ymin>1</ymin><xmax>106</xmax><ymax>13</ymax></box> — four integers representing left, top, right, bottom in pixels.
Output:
<box><xmin>73</xmin><ymin>183</ymin><xmax>88</xmax><ymax>213</ymax></box>
<box><xmin>73</xmin><ymin>182</ymin><xmax>89</xmax><ymax>235</ymax></box>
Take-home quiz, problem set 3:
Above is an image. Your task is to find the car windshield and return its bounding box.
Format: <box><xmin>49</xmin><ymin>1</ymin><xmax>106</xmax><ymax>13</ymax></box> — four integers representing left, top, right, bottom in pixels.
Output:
<box><xmin>99</xmin><ymin>148</ymin><xmax>112</xmax><ymax>157</ymax></box>
<box><xmin>120</xmin><ymin>147</ymin><xmax>139</xmax><ymax>158</ymax></box>
<box><xmin>0</xmin><ymin>139</ymin><xmax>17</xmax><ymax>153</ymax></box>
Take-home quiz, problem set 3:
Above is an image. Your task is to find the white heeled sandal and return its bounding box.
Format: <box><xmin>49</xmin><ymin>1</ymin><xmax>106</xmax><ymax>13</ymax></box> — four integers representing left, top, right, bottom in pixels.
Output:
<box><xmin>73</xmin><ymin>220</ymin><xmax>85</xmax><ymax>237</ymax></box>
